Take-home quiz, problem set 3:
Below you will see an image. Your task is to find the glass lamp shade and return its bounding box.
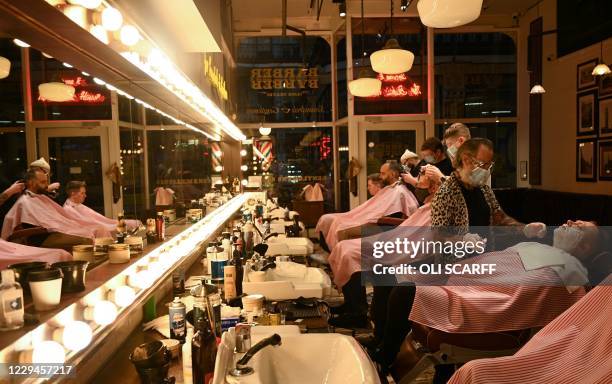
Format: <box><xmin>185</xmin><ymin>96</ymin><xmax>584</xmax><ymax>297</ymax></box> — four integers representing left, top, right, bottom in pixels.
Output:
<box><xmin>529</xmin><ymin>84</ymin><xmax>546</xmax><ymax>94</ymax></box>
<box><xmin>0</xmin><ymin>56</ymin><xmax>10</xmax><ymax>79</ymax></box>
<box><xmin>592</xmin><ymin>63</ymin><xmax>611</xmax><ymax>76</ymax></box>
<box><xmin>38</xmin><ymin>82</ymin><xmax>76</xmax><ymax>102</ymax></box>
<box><xmin>418</xmin><ymin>0</ymin><xmax>483</xmax><ymax>28</ymax></box>
<box><xmin>259</xmin><ymin>127</ymin><xmax>272</xmax><ymax>136</ymax></box>
<box><xmin>348</xmin><ymin>77</ymin><xmax>382</xmax><ymax>97</ymax></box>
<box><xmin>370</xmin><ymin>39</ymin><xmax>414</xmax><ymax>75</ymax></box>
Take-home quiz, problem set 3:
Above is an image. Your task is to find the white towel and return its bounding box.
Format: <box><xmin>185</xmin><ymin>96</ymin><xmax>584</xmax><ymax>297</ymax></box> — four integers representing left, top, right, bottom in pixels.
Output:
<box><xmin>510</xmin><ymin>242</ymin><xmax>589</xmax><ymax>292</ymax></box>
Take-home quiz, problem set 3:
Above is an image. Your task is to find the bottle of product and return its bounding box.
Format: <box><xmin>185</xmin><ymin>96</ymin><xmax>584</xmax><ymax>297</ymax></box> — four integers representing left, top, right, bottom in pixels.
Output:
<box><xmin>155</xmin><ymin>212</ymin><xmax>166</xmax><ymax>241</ymax></box>
<box><xmin>146</xmin><ymin>218</ymin><xmax>157</xmax><ymax>244</ymax></box>
<box><xmin>192</xmin><ymin>314</ymin><xmax>217</xmax><ymax>384</ymax></box>
<box><xmin>116</xmin><ymin>212</ymin><xmax>127</xmax><ymax>243</ymax></box>
<box><xmin>223</xmin><ymin>263</ymin><xmax>236</xmax><ymax>300</ymax></box>
<box><xmin>172</xmin><ymin>269</ymin><xmax>185</xmax><ymax>296</ymax></box>
<box><xmin>182</xmin><ymin>328</ymin><xmax>194</xmax><ymax>384</ymax></box>
<box><xmin>242</xmin><ymin>221</ymin><xmax>255</xmax><ymax>257</ymax></box>
<box><xmin>233</xmin><ymin>241</ymin><xmax>244</xmax><ymax>296</ymax></box>
<box><xmin>169</xmin><ymin>297</ymin><xmax>186</xmax><ymax>343</ymax></box>
<box><xmin>0</xmin><ymin>270</ymin><xmax>24</xmax><ymax>331</ymax></box>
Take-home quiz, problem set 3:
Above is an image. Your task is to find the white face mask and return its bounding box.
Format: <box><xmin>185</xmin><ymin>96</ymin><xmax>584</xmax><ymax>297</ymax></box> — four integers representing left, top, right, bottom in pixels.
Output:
<box><xmin>469</xmin><ymin>167</ymin><xmax>490</xmax><ymax>186</ymax></box>
<box><xmin>424</xmin><ymin>155</ymin><xmax>435</xmax><ymax>164</ymax></box>
<box><xmin>447</xmin><ymin>145</ymin><xmax>458</xmax><ymax>159</ymax></box>
<box><xmin>553</xmin><ymin>226</ymin><xmax>584</xmax><ymax>254</ymax></box>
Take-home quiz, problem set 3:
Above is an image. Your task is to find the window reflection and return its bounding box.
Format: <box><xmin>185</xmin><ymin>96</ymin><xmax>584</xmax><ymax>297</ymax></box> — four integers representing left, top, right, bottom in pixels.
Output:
<box><xmin>0</xmin><ymin>38</ymin><xmax>25</xmax><ymax>128</ymax></box>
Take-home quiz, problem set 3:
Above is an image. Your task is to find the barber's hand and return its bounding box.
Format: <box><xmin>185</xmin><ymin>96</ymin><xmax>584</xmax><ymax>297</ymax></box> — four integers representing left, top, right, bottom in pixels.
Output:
<box><xmin>48</xmin><ymin>182</ymin><xmax>61</xmax><ymax>192</ymax></box>
<box><xmin>401</xmin><ymin>173</ymin><xmax>417</xmax><ymax>186</ymax></box>
<box><xmin>463</xmin><ymin>232</ymin><xmax>487</xmax><ymax>247</ymax></box>
<box><xmin>423</xmin><ymin>165</ymin><xmax>444</xmax><ymax>183</ymax></box>
<box><xmin>523</xmin><ymin>222</ymin><xmax>547</xmax><ymax>238</ymax></box>
<box><xmin>3</xmin><ymin>181</ymin><xmax>25</xmax><ymax>197</ymax></box>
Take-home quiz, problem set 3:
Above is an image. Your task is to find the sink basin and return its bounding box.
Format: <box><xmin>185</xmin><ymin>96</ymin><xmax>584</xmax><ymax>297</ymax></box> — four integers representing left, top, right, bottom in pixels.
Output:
<box><xmin>266</xmin><ymin>235</ymin><xmax>313</xmax><ymax>256</ymax></box>
<box><xmin>214</xmin><ymin>326</ymin><xmax>380</xmax><ymax>384</ymax></box>
<box><xmin>243</xmin><ymin>261</ymin><xmax>331</xmax><ymax>300</ymax></box>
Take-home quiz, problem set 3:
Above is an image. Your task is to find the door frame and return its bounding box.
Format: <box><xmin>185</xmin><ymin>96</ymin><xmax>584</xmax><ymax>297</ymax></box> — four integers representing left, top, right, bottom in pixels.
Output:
<box><xmin>36</xmin><ymin>125</ymin><xmax>113</xmax><ymax>217</ymax></box>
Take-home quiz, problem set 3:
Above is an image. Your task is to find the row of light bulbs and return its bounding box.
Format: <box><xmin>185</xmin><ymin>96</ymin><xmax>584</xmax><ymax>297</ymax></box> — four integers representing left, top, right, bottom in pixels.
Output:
<box><xmin>46</xmin><ymin>0</ymin><xmax>245</xmax><ymax>141</ymax></box>
<box><xmin>16</xmin><ymin>194</ymin><xmax>249</xmax><ymax>366</ymax></box>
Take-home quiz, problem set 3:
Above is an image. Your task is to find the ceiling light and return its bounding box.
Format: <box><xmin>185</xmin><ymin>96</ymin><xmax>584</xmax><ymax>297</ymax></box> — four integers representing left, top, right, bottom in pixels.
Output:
<box><xmin>120</xmin><ymin>25</ymin><xmax>140</xmax><ymax>46</ymax></box>
<box><xmin>259</xmin><ymin>126</ymin><xmax>272</xmax><ymax>136</ymax></box>
<box><xmin>349</xmin><ymin>71</ymin><xmax>382</xmax><ymax>97</ymax></box>
<box><xmin>90</xmin><ymin>25</ymin><xmax>109</xmax><ymax>44</ymax></box>
<box><xmin>529</xmin><ymin>84</ymin><xmax>546</xmax><ymax>94</ymax></box>
<box><xmin>400</xmin><ymin>0</ymin><xmax>410</xmax><ymax>12</ymax></box>
<box><xmin>417</xmin><ymin>0</ymin><xmax>483</xmax><ymax>28</ymax></box>
<box><xmin>592</xmin><ymin>63</ymin><xmax>611</xmax><ymax>76</ymax></box>
<box><xmin>81</xmin><ymin>71</ymin><xmax>90</xmax><ymax>76</ymax></box>
<box><xmin>62</xmin><ymin>62</ymin><xmax>73</xmax><ymax>68</ymax></box>
<box><xmin>0</xmin><ymin>56</ymin><xmax>10</xmax><ymax>79</ymax></box>
<box><xmin>38</xmin><ymin>82</ymin><xmax>76</xmax><ymax>102</ymax></box>
<box><xmin>101</xmin><ymin>6</ymin><xmax>123</xmax><ymax>31</ymax></box>
<box><xmin>13</xmin><ymin>39</ymin><xmax>30</xmax><ymax>48</ymax></box>
<box><xmin>339</xmin><ymin>2</ymin><xmax>346</xmax><ymax>18</ymax></box>
<box><xmin>42</xmin><ymin>52</ymin><xmax>53</xmax><ymax>59</ymax></box>
<box><xmin>93</xmin><ymin>77</ymin><xmax>106</xmax><ymax>85</ymax></box>
<box><xmin>371</xmin><ymin>38</ymin><xmax>414</xmax><ymax>74</ymax></box>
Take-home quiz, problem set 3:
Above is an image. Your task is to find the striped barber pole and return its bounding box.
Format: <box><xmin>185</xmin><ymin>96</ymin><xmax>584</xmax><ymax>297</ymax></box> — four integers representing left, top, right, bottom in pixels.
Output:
<box><xmin>256</xmin><ymin>139</ymin><xmax>273</xmax><ymax>171</ymax></box>
<box><xmin>211</xmin><ymin>142</ymin><xmax>222</xmax><ymax>172</ymax></box>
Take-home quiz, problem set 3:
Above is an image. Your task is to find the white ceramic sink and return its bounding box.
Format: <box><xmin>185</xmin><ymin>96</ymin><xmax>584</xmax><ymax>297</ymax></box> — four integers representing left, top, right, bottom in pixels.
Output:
<box><xmin>265</xmin><ymin>235</ymin><xmax>313</xmax><ymax>256</ymax></box>
<box><xmin>243</xmin><ymin>261</ymin><xmax>331</xmax><ymax>300</ymax></box>
<box><xmin>214</xmin><ymin>326</ymin><xmax>380</xmax><ymax>384</ymax></box>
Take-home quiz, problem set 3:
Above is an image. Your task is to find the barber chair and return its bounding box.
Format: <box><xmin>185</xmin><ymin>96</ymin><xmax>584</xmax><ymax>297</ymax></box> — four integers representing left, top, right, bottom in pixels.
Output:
<box><xmin>6</xmin><ymin>225</ymin><xmax>50</xmax><ymax>247</ymax></box>
<box><xmin>292</xmin><ymin>200</ymin><xmax>325</xmax><ymax>228</ymax></box>
<box><xmin>393</xmin><ymin>323</ymin><xmax>534</xmax><ymax>384</ymax></box>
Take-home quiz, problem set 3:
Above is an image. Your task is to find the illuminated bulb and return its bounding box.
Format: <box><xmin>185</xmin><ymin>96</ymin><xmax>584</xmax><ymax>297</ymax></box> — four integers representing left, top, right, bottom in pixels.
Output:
<box><xmin>530</xmin><ymin>84</ymin><xmax>546</xmax><ymax>94</ymax></box>
<box><xmin>81</xmin><ymin>71</ymin><xmax>90</xmax><ymax>76</ymax></box>
<box><xmin>101</xmin><ymin>7</ymin><xmax>123</xmax><ymax>31</ymax></box>
<box><xmin>63</xmin><ymin>5</ymin><xmax>88</xmax><ymax>28</ymax></box>
<box><xmin>120</xmin><ymin>25</ymin><xmax>140</xmax><ymax>46</ymax></box>
<box><xmin>53</xmin><ymin>321</ymin><xmax>92</xmax><ymax>352</ymax></box>
<box><xmin>128</xmin><ymin>270</ymin><xmax>153</xmax><ymax>289</ymax></box>
<box><xmin>13</xmin><ymin>39</ymin><xmax>30</xmax><ymax>48</ymax></box>
<box><xmin>33</xmin><ymin>341</ymin><xmax>65</xmax><ymax>363</ymax></box>
<box><xmin>42</xmin><ymin>52</ymin><xmax>53</xmax><ymax>59</ymax></box>
<box><xmin>259</xmin><ymin>126</ymin><xmax>272</xmax><ymax>136</ymax></box>
<box><xmin>62</xmin><ymin>62</ymin><xmax>73</xmax><ymax>68</ymax></box>
<box><xmin>105</xmin><ymin>83</ymin><xmax>117</xmax><ymax>91</ymax></box>
<box><xmin>240</xmin><ymin>165</ymin><xmax>248</xmax><ymax>171</ymax></box>
<box><xmin>90</xmin><ymin>25</ymin><xmax>109</xmax><ymax>44</ymax></box>
<box><xmin>241</xmin><ymin>179</ymin><xmax>248</xmax><ymax>186</ymax></box>
<box><xmin>240</xmin><ymin>149</ymin><xmax>247</xmax><ymax>157</ymax></box>
<box><xmin>71</xmin><ymin>0</ymin><xmax>102</xmax><ymax>9</ymax></box>
<box><xmin>93</xmin><ymin>77</ymin><xmax>106</xmax><ymax>85</ymax></box>
<box><xmin>592</xmin><ymin>63</ymin><xmax>611</xmax><ymax>76</ymax></box>
<box><xmin>214</xmin><ymin>165</ymin><xmax>223</xmax><ymax>172</ymax></box>
<box><xmin>109</xmin><ymin>286</ymin><xmax>136</xmax><ymax>307</ymax></box>
<box><xmin>0</xmin><ymin>56</ymin><xmax>10</xmax><ymax>79</ymax></box>
<box><xmin>368</xmin><ymin>142</ymin><xmax>375</xmax><ymax>148</ymax></box>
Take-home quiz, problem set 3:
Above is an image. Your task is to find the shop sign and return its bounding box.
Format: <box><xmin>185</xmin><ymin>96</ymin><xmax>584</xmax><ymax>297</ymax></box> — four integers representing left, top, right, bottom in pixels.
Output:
<box><xmin>204</xmin><ymin>55</ymin><xmax>228</xmax><ymax>100</ymax></box>
<box><xmin>372</xmin><ymin>73</ymin><xmax>422</xmax><ymax>99</ymax></box>
<box><xmin>250</xmin><ymin>67</ymin><xmax>319</xmax><ymax>90</ymax></box>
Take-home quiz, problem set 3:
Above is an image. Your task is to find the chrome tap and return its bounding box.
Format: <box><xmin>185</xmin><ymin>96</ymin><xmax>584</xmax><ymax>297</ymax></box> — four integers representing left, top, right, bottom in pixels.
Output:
<box><xmin>229</xmin><ymin>333</ymin><xmax>282</xmax><ymax>377</ymax></box>
<box><xmin>234</xmin><ymin>324</ymin><xmax>251</xmax><ymax>353</ymax></box>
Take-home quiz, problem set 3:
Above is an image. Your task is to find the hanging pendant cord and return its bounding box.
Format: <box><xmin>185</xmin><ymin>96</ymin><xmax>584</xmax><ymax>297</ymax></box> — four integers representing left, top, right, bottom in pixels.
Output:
<box><xmin>390</xmin><ymin>0</ymin><xmax>394</xmax><ymax>35</ymax></box>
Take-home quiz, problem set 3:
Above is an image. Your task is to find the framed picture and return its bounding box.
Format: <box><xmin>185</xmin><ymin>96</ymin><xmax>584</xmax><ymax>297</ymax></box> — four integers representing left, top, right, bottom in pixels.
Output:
<box><xmin>598</xmin><ymin>139</ymin><xmax>612</xmax><ymax>180</ymax></box>
<box><xmin>576</xmin><ymin>90</ymin><xmax>598</xmax><ymax>136</ymax></box>
<box><xmin>599</xmin><ymin>97</ymin><xmax>612</xmax><ymax>136</ymax></box>
<box><xmin>576</xmin><ymin>138</ymin><xmax>597</xmax><ymax>181</ymax></box>
<box><xmin>600</xmin><ymin>73</ymin><xmax>612</xmax><ymax>97</ymax></box>
<box><xmin>577</xmin><ymin>59</ymin><xmax>598</xmax><ymax>91</ymax></box>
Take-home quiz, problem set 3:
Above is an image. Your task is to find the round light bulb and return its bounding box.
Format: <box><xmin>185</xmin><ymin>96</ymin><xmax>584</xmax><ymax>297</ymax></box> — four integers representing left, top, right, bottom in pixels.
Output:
<box><xmin>101</xmin><ymin>7</ymin><xmax>123</xmax><ymax>31</ymax></box>
<box><xmin>54</xmin><ymin>321</ymin><xmax>92</xmax><ymax>351</ymax></box>
<box><xmin>214</xmin><ymin>165</ymin><xmax>223</xmax><ymax>172</ymax></box>
<box><xmin>240</xmin><ymin>165</ymin><xmax>248</xmax><ymax>171</ymax></box>
<box><xmin>63</xmin><ymin>5</ymin><xmax>88</xmax><ymax>28</ymax></box>
<box><xmin>90</xmin><ymin>25</ymin><xmax>109</xmax><ymax>44</ymax></box>
<box><xmin>84</xmin><ymin>300</ymin><xmax>118</xmax><ymax>325</ymax></box>
<box><xmin>110</xmin><ymin>286</ymin><xmax>136</xmax><ymax>307</ymax></box>
<box><xmin>120</xmin><ymin>25</ymin><xmax>140</xmax><ymax>46</ymax></box>
<box><xmin>259</xmin><ymin>126</ymin><xmax>272</xmax><ymax>136</ymax></box>
<box><xmin>32</xmin><ymin>341</ymin><xmax>65</xmax><ymax>364</ymax></box>
<box><xmin>241</xmin><ymin>179</ymin><xmax>248</xmax><ymax>186</ymax></box>
<box><xmin>368</xmin><ymin>142</ymin><xmax>375</xmax><ymax>148</ymax></box>
<box><xmin>240</xmin><ymin>149</ymin><xmax>247</xmax><ymax>157</ymax></box>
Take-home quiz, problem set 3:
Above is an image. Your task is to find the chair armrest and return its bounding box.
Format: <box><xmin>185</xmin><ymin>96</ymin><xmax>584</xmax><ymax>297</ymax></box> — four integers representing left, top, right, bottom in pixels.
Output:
<box><xmin>7</xmin><ymin>227</ymin><xmax>49</xmax><ymax>243</ymax></box>
<box><xmin>377</xmin><ymin>217</ymin><xmax>405</xmax><ymax>226</ymax></box>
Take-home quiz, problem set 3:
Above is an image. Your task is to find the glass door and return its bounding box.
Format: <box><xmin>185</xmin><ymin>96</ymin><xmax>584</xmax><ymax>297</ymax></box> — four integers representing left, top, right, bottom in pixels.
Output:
<box><xmin>37</xmin><ymin>126</ymin><xmax>112</xmax><ymax>216</ymax></box>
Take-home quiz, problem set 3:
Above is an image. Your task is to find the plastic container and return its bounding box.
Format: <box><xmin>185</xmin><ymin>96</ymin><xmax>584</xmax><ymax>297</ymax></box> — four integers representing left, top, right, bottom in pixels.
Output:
<box><xmin>51</xmin><ymin>260</ymin><xmax>89</xmax><ymax>293</ymax></box>
<box><xmin>72</xmin><ymin>245</ymin><xmax>94</xmax><ymax>261</ymax></box>
<box><xmin>28</xmin><ymin>268</ymin><xmax>63</xmax><ymax>311</ymax></box>
<box><xmin>108</xmin><ymin>244</ymin><xmax>130</xmax><ymax>264</ymax></box>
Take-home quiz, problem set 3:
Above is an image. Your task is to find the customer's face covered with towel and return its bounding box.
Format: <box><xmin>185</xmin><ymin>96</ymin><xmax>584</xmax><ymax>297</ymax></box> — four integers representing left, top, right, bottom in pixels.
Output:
<box><xmin>553</xmin><ymin>220</ymin><xmax>600</xmax><ymax>261</ymax></box>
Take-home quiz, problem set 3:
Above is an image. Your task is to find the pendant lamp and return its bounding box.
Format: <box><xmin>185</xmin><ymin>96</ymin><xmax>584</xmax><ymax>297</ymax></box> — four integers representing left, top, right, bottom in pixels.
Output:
<box><xmin>417</xmin><ymin>0</ymin><xmax>483</xmax><ymax>28</ymax></box>
<box><xmin>39</xmin><ymin>82</ymin><xmax>76</xmax><ymax>102</ymax></box>
<box><xmin>529</xmin><ymin>84</ymin><xmax>546</xmax><ymax>94</ymax></box>
<box><xmin>0</xmin><ymin>56</ymin><xmax>10</xmax><ymax>79</ymax></box>
<box><xmin>370</xmin><ymin>0</ymin><xmax>414</xmax><ymax>75</ymax></box>
<box><xmin>348</xmin><ymin>0</ymin><xmax>382</xmax><ymax>96</ymax></box>
<box><xmin>592</xmin><ymin>42</ymin><xmax>611</xmax><ymax>76</ymax></box>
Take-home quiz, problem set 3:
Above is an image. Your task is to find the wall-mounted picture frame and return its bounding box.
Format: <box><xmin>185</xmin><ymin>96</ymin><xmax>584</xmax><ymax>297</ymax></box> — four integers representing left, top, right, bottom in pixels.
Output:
<box><xmin>599</xmin><ymin>96</ymin><xmax>612</xmax><ymax>136</ymax></box>
<box><xmin>577</xmin><ymin>90</ymin><xmax>597</xmax><ymax>136</ymax></box>
<box><xmin>577</xmin><ymin>59</ymin><xmax>598</xmax><ymax>91</ymax></box>
<box><xmin>576</xmin><ymin>138</ymin><xmax>597</xmax><ymax>182</ymax></box>
<box><xmin>598</xmin><ymin>139</ymin><xmax>612</xmax><ymax>180</ymax></box>
<box><xmin>600</xmin><ymin>73</ymin><xmax>612</xmax><ymax>97</ymax></box>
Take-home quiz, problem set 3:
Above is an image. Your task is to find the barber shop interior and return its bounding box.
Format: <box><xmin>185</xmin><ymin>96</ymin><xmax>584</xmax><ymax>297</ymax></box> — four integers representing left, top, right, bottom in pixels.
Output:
<box><xmin>0</xmin><ymin>0</ymin><xmax>611</xmax><ymax>383</ymax></box>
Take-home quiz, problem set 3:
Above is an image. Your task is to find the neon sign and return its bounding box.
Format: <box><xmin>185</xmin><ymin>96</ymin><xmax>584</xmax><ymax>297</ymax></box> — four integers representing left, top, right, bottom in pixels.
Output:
<box><xmin>377</xmin><ymin>73</ymin><xmax>408</xmax><ymax>83</ymax></box>
<box><xmin>309</xmin><ymin>135</ymin><xmax>331</xmax><ymax>160</ymax></box>
<box><xmin>37</xmin><ymin>76</ymin><xmax>106</xmax><ymax>103</ymax></box>
<box><xmin>367</xmin><ymin>72</ymin><xmax>422</xmax><ymax>99</ymax></box>
<box><xmin>381</xmin><ymin>83</ymin><xmax>422</xmax><ymax>98</ymax></box>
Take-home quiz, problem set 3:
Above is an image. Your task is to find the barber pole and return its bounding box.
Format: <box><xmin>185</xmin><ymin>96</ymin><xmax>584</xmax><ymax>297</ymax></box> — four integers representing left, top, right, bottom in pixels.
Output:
<box><xmin>256</xmin><ymin>139</ymin><xmax>273</xmax><ymax>171</ymax></box>
<box><xmin>211</xmin><ymin>142</ymin><xmax>222</xmax><ymax>173</ymax></box>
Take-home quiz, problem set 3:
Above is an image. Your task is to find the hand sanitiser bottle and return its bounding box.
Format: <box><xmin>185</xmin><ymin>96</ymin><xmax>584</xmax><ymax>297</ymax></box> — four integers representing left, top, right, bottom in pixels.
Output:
<box><xmin>0</xmin><ymin>269</ymin><xmax>24</xmax><ymax>331</ymax></box>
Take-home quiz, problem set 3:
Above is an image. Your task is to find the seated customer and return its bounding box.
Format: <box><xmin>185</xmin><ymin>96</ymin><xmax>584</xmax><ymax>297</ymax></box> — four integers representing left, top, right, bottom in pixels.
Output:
<box><xmin>64</xmin><ymin>181</ymin><xmax>141</xmax><ymax>232</ymax></box>
<box><xmin>367</xmin><ymin>173</ymin><xmax>384</xmax><ymax>197</ymax></box>
<box><xmin>1</xmin><ymin>168</ymin><xmax>111</xmax><ymax>249</ymax></box>
<box><xmin>316</xmin><ymin>161</ymin><xmax>419</xmax><ymax>251</ymax></box>
<box><xmin>370</xmin><ymin>220</ymin><xmax>607</xmax><ymax>375</ymax></box>
<box><xmin>447</xmin><ymin>277</ymin><xmax>612</xmax><ymax>384</ymax></box>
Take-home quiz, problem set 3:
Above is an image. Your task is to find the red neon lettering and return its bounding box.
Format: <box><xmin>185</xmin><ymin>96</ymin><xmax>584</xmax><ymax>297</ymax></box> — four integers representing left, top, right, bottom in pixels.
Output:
<box><xmin>61</xmin><ymin>76</ymin><xmax>88</xmax><ymax>86</ymax></box>
<box><xmin>377</xmin><ymin>73</ymin><xmax>408</xmax><ymax>83</ymax></box>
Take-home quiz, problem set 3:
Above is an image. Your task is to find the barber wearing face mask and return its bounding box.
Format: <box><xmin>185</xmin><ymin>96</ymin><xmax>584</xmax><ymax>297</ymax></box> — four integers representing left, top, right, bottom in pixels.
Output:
<box><xmin>402</xmin><ymin>137</ymin><xmax>453</xmax><ymax>198</ymax></box>
<box><xmin>431</xmin><ymin>138</ymin><xmax>545</xmax><ymax>246</ymax></box>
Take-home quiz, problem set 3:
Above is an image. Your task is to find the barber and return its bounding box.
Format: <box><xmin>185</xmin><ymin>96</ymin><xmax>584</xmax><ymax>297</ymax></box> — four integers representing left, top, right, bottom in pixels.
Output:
<box><xmin>402</xmin><ymin>137</ymin><xmax>452</xmax><ymax>203</ymax></box>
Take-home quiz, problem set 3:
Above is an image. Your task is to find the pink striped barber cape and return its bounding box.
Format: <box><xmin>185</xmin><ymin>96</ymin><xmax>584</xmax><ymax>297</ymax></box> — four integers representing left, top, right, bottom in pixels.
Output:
<box><xmin>316</xmin><ymin>182</ymin><xmax>419</xmax><ymax>251</ymax></box>
<box><xmin>329</xmin><ymin>203</ymin><xmax>432</xmax><ymax>289</ymax></box>
<box><xmin>448</xmin><ymin>279</ymin><xmax>612</xmax><ymax>384</ymax></box>
<box><xmin>409</xmin><ymin>249</ymin><xmax>586</xmax><ymax>334</ymax></box>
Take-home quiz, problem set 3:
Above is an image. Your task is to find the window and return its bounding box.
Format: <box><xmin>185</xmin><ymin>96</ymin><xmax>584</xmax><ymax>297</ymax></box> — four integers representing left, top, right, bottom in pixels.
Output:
<box><xmin>336</xmin><ymin>32</ymin><xmax>348</xmax><ymax>119</ymax></box>
<box><xmin>0</xmin><ymin>38</ymin><xmax>25</xmax><ymax>128</ymax></box>
<box><xmin>0</xmin><ymin>130</ymin><xmax>27</xmax><ymax>187</ymax></box>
